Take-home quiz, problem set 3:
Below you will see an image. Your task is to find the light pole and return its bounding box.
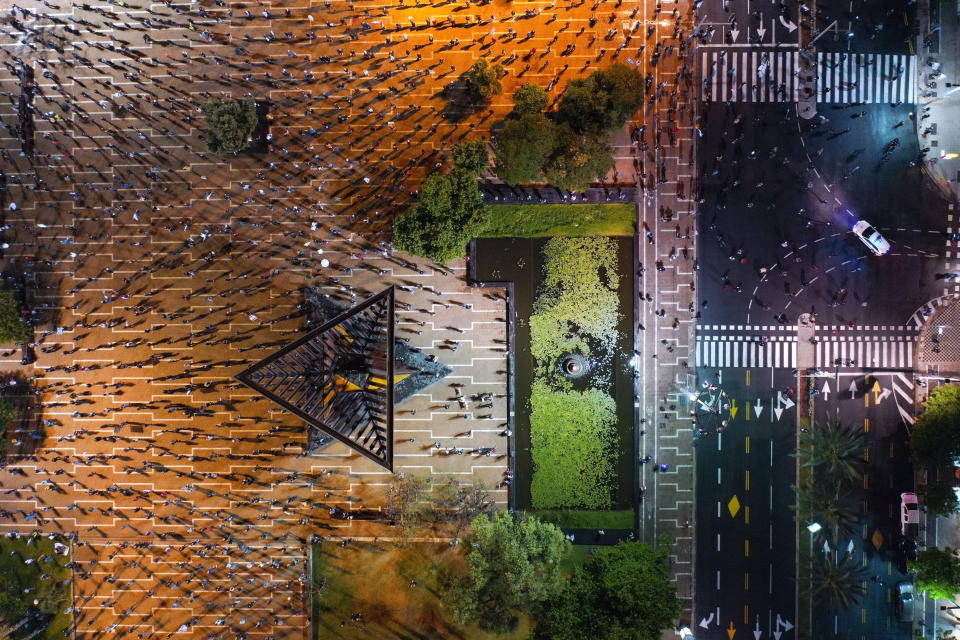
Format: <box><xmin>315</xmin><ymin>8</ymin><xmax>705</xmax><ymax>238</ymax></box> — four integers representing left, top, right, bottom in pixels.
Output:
<box><xmin>807</xmin><ymin>522</ymin><xmax>822</xmax><ymax>634</ymax></box>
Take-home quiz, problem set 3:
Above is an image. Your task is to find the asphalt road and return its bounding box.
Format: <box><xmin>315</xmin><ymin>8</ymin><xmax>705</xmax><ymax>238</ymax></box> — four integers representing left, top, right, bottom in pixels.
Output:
<box><xmin>697</xmin><ymin>100</ymin><xmax>949</xmax><ymax>329</ymax></box>
<box><xmin>694</xmin><ymin>365</ymin><xmax>798</xmax><ymax>640</ymax></box>
<box><xmin>809</xmin><ymin>371</ymin><xmax>916</xmax><ymax>640</ymax></box>
<box><xmin>693</xmin><ymin>0</ymin><xmax>943</xmax><ymax>634</ymax></box>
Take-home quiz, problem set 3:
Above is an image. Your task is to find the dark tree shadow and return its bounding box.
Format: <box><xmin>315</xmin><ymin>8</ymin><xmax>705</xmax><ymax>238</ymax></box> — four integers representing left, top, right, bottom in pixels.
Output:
<box><xmin>0</xmin><ymin>372</ymin><xmax>44</xmax><ymax>465</ymax></box>
<box><xmin>247</xmin><ymin>100</ymin><xmax>272</xmax><ymax>154</ymax></box>
<box><xmin>440</xmin><ymin>78</ymin><xmax>483</xmax><ymax>122</ymax></box>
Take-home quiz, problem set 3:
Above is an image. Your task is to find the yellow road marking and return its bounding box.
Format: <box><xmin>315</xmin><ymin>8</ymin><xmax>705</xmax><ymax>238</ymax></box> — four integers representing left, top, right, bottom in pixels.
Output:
<box><xmin>864</xmin><ymin>418</ymin><xmax>869</xmax><ymax>433</ymax></box>
<box><xmin>745</xmin><ymin>538</ymin><xmax>750</xmax><ymax>557</ymax></box>
<box><xmin>745</xmin><ymin>436</ymin><xmax>750</xmax><ymax>454</ymax></box>
<box><xmin>745</xmin><ymin>470</ymin><xmax>750</xmax><ymax>491</ymax></box>
<box><xmin>746</xmin><ymin>370</ymin><xmax>751</xmax><ymax>386</ymax></box>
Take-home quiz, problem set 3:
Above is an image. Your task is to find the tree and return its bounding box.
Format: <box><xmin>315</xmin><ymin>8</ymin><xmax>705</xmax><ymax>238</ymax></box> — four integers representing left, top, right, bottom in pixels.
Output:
<box><xmin>493</xmin><ymin>114</ymin><xmax>558</xmax><ymax>186</ymax></box>
<box><xmin>393</xmin><ymin>166</ymin><xmax>486</xmax><ymax>264</ymax></box>
<box><xmin>910</xmin><ymin>547</ymin><xmax>960</xmax><ymax>600</ymax></box>
<box><xmin>385</xmin><ymin>474</ymin><xmax>428</xmax><ymax>542</ymax></box>
<box><xmin>795</xmin><ymin>422</ymin><xmax>866</xmax><ymax>489</ymax></box>
<box><xmin>543</xmin><ymin>124</ymin><xmax>615</xmax><ymax>192</ymax></box>
<box><xmin>794</xmin><ymin>482</ymin><xmax>860</xmax><ymax>542</ymax></box>
<box><xmin>513</xmin><ymin>84</ymin><xmax>549</xmax><ymax>115</ymax></box>
<box><xmin>557</xmin><ymin>64</ymin><xmax>643</xmax><ymax>133</ymax></box>
<box><xmin>0</xmin><ymin>292</ymin><xmax>32</xmax><ymax>345</ymax></box>
<box><xmin>431</xmin><ymin>480</ymin><xmax>493</xmax><ymax>538</ymax></box>
<box><xmin>534</xmin><ymin>540</ymin><xmax>683</xmax><ymax>640</ymax></box>
<box><xmin>924</xmin><ymin>481</ymin><xmax>960</xmax><ymax>518</ymax></box>
<box><xmin>200</xmin><ymin>97</ymin><xmax>258</xmax><ymax>154</ymax></box>
<box><xmin>466</xmin><ymin>59</ymin><xmax>505</xmax><ymax>102</ymax></box>
<box><xmin>809</xmin><ymin>550</ymin><xmax>868</xmax><ymax>612</ymax></box>
<box><xmin>911</xmin><ymin>384</ymin><xmax>960</xmax><ymax>470</ymax></box>
<box><xmin>450</xmin><ymin>139</ymin><xmax>489</xmax><ymax>175</ymax></box>
<box><xmin>441</xmin><ymin>512</ymin><xmax>570</xmax><ymax>633</ymax></box>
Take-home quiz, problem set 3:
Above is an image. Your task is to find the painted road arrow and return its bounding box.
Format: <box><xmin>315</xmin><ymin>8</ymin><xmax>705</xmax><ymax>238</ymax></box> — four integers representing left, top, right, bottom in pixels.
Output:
<box><xmin>872</xmin><ymin>379</ymin><xmax>882</xmax><ymax>401</ymax></box>
<box><xmin>779</xmin><ymin>15</ymin><xmax>798</xmax><ymax>32</ymax></box>
<box><xmin>776</xmin><ymin>614</ymin><xmax>793</xmax><ymax>632</ymax></box>
<box><xmin>730</xmin><ymin>399</ymin><xmax>739</xmax><ymax>420</ymax></box>
<box><xmin>727</xmin><ymin>621</ymin><xmax>737</xmax><ymax>639</ymax></box>
<box><xmin>878</xmin><ymin>388</ymin><xmax>892</xmax><ymax>402</ymax></box>
<box><xmin>753</xmin><ymin>618</ymin><xmax>762</xmax><ymax>639</ymax></box>
<box><xmin>753</xmin><ymin>399</ymin><xmax>763</xmax><ymax>419</ymax></box>
<box><xmin>849</xmin><ymin>380</ymin><xmax>857</xmax><ymax>399</ymax></box>
<box><xmin>822</xmin><ymin>380</ymin><xmax>830</xmax><ymax>400</ymax></box>
<box><xmin>756</xmin><ymin>13</ymin><xmax>766</xmax><ymax>39</ymax></box>
<box><xmin>777</xmin><ymin>391</ymin><xmax>795</xmax><ymax>410</ymax></box>
<box><xmin>699</xmin><ymin>613</ymin><xmax>714</xmax><ymax>629</ymax></box>
<box><xmin>730</xmin><ymin>28</ymin><xmax>740</xmax><ymax>41</ymax></box>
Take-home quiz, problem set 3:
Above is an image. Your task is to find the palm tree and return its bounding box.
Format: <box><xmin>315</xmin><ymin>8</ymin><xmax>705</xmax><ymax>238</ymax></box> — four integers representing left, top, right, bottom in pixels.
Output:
<box><xmin>795</xmin><ymin>421</ymin><xmax>866</xmax><ymax>489</ymax></box>
<box><xmin>809</xmin><ymin>550</ymin><xmax>869</xmax><ymax>612</ymax></box>
<box><xmin>794</xmin><ymin>481</ymin><xmax>861</xmax><ymax>541</ymax></box>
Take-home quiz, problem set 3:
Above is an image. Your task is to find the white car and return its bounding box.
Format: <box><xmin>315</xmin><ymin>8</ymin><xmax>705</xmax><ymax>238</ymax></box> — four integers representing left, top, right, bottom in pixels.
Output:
<box><xmin>852</xmin><ymin>220</ymin><xmax>890</xmax><ymax>256</ymax></box>
<box><xmin>900</xmin><ymin>492</ymin><xmax>919</xmax><ymax>534</ymax></box>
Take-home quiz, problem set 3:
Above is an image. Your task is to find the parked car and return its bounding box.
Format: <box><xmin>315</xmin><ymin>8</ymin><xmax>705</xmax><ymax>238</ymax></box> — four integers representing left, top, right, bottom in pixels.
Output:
<box><xmin>895</xmin><ymin>581</ymin><xmax>914</xmax><ymax>622</ymax></box>
<box><xmin>900</xmin><ymin>492</ymin><xmax>919</xmax><ymax>534</ymax></box>
<box><xmin>852</xmin><ymin>220</ymin><xmax>891</xmax><ymax>256</ymax></box>
<box><xmin>895</xmin><ymin>533</ymin><xmax>919</xmax><ymax>574</ymax></box>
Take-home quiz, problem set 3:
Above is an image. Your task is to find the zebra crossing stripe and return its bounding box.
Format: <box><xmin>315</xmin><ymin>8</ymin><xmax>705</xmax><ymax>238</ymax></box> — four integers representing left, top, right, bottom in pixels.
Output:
<box><xmin>696</xmin><ymin>337</ymin><xmax>913</xmax><ymax>369</ymax></box>
<box><xmin>701</xmin><ymin>51</ymin><xmax>917</xmax><ymax>104</ymax></box>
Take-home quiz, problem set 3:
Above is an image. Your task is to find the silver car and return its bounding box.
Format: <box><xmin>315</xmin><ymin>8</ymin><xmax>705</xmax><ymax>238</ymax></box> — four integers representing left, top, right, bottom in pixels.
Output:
<box><xmin>895</xmin><ymin>581</ymin><xmax>914</xmax><ymax>622</ymax></box>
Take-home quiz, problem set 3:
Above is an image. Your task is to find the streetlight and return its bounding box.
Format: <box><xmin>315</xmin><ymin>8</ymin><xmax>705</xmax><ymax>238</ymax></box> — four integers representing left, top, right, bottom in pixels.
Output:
<box><xmin>807</xmin><ymin>522</ymin><xmax>821</xmax><ymax>634</ymax></box>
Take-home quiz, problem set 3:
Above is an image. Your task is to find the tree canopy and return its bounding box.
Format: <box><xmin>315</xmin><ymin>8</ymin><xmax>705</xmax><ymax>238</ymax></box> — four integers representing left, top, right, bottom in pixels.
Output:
<box><xmin>924</xmin><ymin>481</ymin><xmax>960</xmax><ymax>518</ymax></box>
<box><xmin>466</xmin><ymin>59</ymin><xmax>505</xmax><ymax>102</ymax></box>
<box><xmin>534</xmin><ymin>540</ymin><xmax>682</xmax><ymax>640</ymax></box>
<box><xmin>543</xmin><ymin>123</ymin><xmax>615</xmax><ymax>192</ymax></box>
<box><xmin>0</xmin><ymin>292</ymin><xmax>32</xmax><ymax>345</ymax></box>
<box><xmin>441</xmin><ymin>512</ymin><xmax>569</xmax><ymax>633</ymax></box>
<box><xmin>393</xmin><ymin>165</ymin><xmax>486</xmax><ymax>264</ymax></box>
<box><xmin>557</xmin><ymin>63</ymin><xmax>643</xmax><ymax>133</ymax></box>
<box><xmin>910</xmin><ymin>547</ymin><xmax>960</xmax><ymax>600</ymax></box>
<box><xmin>513</xmin><ymin>84</ymin><xmax>550</xmax><ymax>115</ymax></box>
<box><xmin>796</xmin><ymin>422</ymin><xmax>866</xmax><ymax>489</ymax></box>
<box><xmin>199</xmin><ymin>97</ymin><xmax>258</xmax><ymax>154</ymax></box>
<box><xmin>450</xmin><ymin>139</ymin><xmax>489</xmax><ymax>175</ymax></box>
<box><xmin>911</xmin><ymin>383</ymin><xmax>960</xmax><ymax>470</ymax></box>
<box><xmin>809</xmin><ymin>550</ymin><xmax>869</xmax><ymax>612</ymax></box>
<box><xmin>493</xmin><ymin>114</ymin><xmax>558</xmax><ymax>186</ymax></box>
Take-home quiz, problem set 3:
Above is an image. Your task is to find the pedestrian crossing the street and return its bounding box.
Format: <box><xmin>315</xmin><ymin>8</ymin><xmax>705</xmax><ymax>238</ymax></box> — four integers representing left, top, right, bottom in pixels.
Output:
<box><xmin>700</xmin><ymin>51</ymin><xmax>917</xmax><ymax>104</ymax></box>
<box><xmin>696</xmin><ymin>331</ymin><xmax>915</xmax><ymax>370</ymax></box>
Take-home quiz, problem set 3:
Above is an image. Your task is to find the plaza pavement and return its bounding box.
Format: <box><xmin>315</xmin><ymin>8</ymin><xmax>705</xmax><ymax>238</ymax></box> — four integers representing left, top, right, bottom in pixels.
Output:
<box><xmin>0</xmin><ymin>0</ymin><xmax>702</xmax><ymax>636</ymax></box>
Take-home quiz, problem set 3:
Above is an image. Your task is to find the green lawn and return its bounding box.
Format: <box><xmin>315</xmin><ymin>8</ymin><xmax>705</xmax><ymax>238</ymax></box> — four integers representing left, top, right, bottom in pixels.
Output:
<box><xmin>0</xmin><ymin>535</ymin><xmax>72</xmax><ymax>640</ymax></box>
<box><xmin>532</xmin><ymin>509</ymin><xmax>636</xmax><ymax>530</ymax></box>
<box><xmin>311</xmin><ymin>542</ymin><xmax>533</xmax><ymax>640</ymax></box>
<box><xmin>479</xmin><ymin>204</ymin><xmax>635</xmax><ymax>238</ymax></box>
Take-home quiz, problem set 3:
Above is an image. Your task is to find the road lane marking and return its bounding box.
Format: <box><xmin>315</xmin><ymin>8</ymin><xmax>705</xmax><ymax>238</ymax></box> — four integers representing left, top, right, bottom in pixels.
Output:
<box><xmin>745</xmin><ymin>538</ymin><xmax>750</xmax><ymax>557</ymax></box>
<box><xmin>745</xmin><ymin>470</ymin><xmax>750</xmax><ymax>491</ymax></box>
<box><xmin>745</xmin><ymin>436</ymin><xmax>750</xmax><ymax>454</ymax></box>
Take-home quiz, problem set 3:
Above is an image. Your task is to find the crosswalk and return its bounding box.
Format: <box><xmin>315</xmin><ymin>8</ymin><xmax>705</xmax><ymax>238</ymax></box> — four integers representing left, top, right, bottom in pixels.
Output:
<box><xmin>700</xmin><ymin>51</ymin><xmax>917</xmax><ymax>104</ymax></box>
<box><xmin>696</xmin><ymin>334</ymin><xmax>915</xmax><ymax>369</ymax></box>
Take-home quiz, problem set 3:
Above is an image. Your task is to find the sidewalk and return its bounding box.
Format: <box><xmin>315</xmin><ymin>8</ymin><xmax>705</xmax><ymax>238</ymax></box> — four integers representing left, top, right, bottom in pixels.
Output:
<box><xmin>917</xmin><ymin>0</ymin><xmax>960</xmax><ymax>202</ymax></box>
<box><xmin>635</xmin><ymin>0</ymin><xmax>699</xmax><ymax>628</ymax></box>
